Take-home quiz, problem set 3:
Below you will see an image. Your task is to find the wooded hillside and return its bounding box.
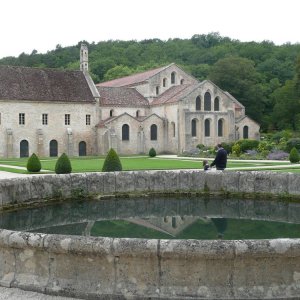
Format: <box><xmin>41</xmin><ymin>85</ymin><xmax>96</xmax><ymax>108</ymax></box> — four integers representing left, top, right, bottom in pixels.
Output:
<box><xmin>1</xmin><ymin>33</ymin><xmax>299</xmax><ymax>131</ymax></box>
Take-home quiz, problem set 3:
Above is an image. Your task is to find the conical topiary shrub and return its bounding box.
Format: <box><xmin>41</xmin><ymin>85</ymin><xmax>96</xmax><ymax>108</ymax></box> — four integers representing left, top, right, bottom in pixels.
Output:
<box><xmin>289</xmin><ymin>147</ymin><xmax>300</xmax><ymax>163</ymax></box>
<box><xmin>26</xmin><ymin>153</ymin><xmax>42</xmax><ymax>172</ymax></box>
<box><xmin>102</xmin><ymin>148</ymin><xmax>122</xmax><ymax>172</ymax></box>
<box><xmin>55</xmin><ymin>153</ymin><xmax>72</xmax><ymax>174</ymax></box>
<box><xmin>149</xmin><ymin>147</ymin><xmax>156</xmax><ymax>157</ymax></box>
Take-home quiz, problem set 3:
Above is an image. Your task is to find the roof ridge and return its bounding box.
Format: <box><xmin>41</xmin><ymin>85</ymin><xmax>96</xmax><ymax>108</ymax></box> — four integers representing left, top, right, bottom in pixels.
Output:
<box><xmin>0</xmin><ymin>64</ymin><xmax>82</xmax><ymax>73</ymax></box>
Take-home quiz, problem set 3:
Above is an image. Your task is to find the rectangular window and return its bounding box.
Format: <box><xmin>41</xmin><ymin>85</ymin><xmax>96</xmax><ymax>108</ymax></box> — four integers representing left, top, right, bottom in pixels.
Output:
<box><xmin>42</xmin><ymin>113</ymin><xmax>48</xmax><ymax>125</ymax></box>
<box><xmin>86</xmin><ymin>114</ymin><xmax>91</xmax><ymax>125</ymax></box>
<box><xmin>19</xmin><ymin>113</ymin><xmax>25</xmax><ymax>125</ymax></box>
<box><xmin>65</xmin><ymin>114</ymin><xmax>70</xmax><ymax>125</ymax></box>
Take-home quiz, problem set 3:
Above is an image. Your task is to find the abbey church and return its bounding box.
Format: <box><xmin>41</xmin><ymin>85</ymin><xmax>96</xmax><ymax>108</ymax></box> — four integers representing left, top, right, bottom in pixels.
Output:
<box><xmin>0</xmin><ymin>44</ymin><xmax>259</xmax><ymax>158</ymax></box>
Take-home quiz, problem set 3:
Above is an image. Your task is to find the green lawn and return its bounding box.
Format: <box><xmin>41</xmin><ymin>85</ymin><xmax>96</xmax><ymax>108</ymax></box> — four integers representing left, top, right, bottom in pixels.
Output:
<box><xmin>0</xmin><ymin>156</ymin><xmax>298</xmax><ymax>174</ymax></box>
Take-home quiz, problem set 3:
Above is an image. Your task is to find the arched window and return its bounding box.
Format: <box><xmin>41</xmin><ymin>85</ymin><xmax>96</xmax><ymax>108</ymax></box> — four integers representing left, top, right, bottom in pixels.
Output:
<box><xmin>20</xmin><ymin>140</ymin><xmax>29</xmax><ymax>158</ymax></box>
<box><xmin>191</xmin><ymin>119</ymin><xmax>197</xmax><ymax>137</ymax></box>
<box><xmin>218</xmin><ymin>119</ymin><xmax>223</xmax><ymax>137</ymax></box>
<box><xmin>163</xmin><ymin>78</ymin><xmax>167</xmax><ymax>87</ymax></box>
<box><xmin>196</xmin><ymin>96</ymin><xmax>201</xmax><ymax>111</ymax></box>
<box><xmin>79</xmin><ymin>141</ymin><xmax>87</xmax><ymax>156</ymax></box>
<box><xmin>171</xmin><ymin>72</ymin><xmax>176</xmax><ymax>84</ymax></box>
<box><xmin>204</xmin><ymin>119</ymin><xmax>210</xmax><ymax>137</ymax></box>
<box><xmin>171</xmin><ymin>122</ymin><xmax>175</xmax><ymax>137</ymax></box>
<box><xmin>110</xmin><ymin>109</ymin><xmax>114</xmax><ymax>117</ymax></box>
<box><xmin>150</xmin><ymin>124</ymin><xmax>157</xmax><ymax>140</ymax></box>
<box><xmin>136</xmin><ymin>110</ymin><xmax>140</xmax><ymax>117</ymax></box>
<box><xmin>156</xmin><ymin>86</ymin><xmax>160</xmax><ymax>95</ymax></box>
<box><xmin>204</xmin><ymin>92</ymin><xmax>211</xmax><ymax>111</ymax></box>
<box><xmin>49</xmin><ymin>140</ymin><xmax>58</xmax><ymax>157</ymax></box>
<box><xmin>122</xmin><ymin>124</ymin><xmax>130</xmax><ymax>141</ymax></box>
<box><xmin>214</xmin><ymin>97</ymin><xmax>220</xmax><ymax>111</ymax></box>
<box><xmin>180</xmin><ymin>79</ymin><xmax>184</xmax><ymax>85</ymax></box>
<box><xmin>243</xmin><ymin>125</ymin><xmax>249</xmax><ymax>139</ymax></box>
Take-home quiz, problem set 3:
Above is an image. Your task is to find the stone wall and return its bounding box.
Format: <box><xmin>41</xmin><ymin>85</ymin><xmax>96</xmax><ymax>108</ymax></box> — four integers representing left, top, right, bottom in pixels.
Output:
<box><xmin>1</xmin><ymin>171</ymin><xmax>300</xmax><ymax>299</ymax></box>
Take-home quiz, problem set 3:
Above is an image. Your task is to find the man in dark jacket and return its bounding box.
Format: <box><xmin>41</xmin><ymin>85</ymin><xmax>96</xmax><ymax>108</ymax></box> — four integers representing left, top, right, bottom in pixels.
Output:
<box><xmin>210</xmin><ymin>144</ymin><xmax>227</xmax><ymax>170</ymax></box>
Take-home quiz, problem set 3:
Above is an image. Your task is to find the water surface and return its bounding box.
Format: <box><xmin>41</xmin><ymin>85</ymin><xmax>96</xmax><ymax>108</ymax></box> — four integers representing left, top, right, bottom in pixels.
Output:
<box><xmin>1</xmin><ymin>196</ymin><xmax>300</xmax><ymax>240</ymax></box>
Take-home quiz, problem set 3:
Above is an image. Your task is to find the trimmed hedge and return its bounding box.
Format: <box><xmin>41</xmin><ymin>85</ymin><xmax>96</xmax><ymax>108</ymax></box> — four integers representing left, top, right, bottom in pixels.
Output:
<box><xmin>289</xmin><ymin>147</ymin><xmax>300</xmax><ymax>163</ymax></box>
<box><xmin>26</xmin><ymin>153</ymin><xmax>41</xmax><ymax>172</ymax></box>
<box><xmin>55</xmin><ymin>153</ymin><xmax>72</xmax><ymax>174</ymax></box>
<box><xmin>102</xmin><ymin>148</ymin><xmax>122</xmax><ymax>172</ymax></box>
<box><xmin>149</xmin><ymin>148</ymin><xmax>156</xmax><ymax>157</ymax></box>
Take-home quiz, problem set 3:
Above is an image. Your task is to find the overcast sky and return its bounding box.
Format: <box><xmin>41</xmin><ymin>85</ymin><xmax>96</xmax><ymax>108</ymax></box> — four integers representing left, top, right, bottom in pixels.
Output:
<box><xmin>0</xmin><ymin>0</ymin><xmax>299</xmax><ymax>59</ymax></box>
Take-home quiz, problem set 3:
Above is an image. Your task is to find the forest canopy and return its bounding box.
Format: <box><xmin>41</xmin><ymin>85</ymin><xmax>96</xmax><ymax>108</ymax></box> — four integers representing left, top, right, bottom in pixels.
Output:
<box><xmin>1</xmin><ymin>32</ymin><xmax>300</xmax><ymax>131</ymax></box>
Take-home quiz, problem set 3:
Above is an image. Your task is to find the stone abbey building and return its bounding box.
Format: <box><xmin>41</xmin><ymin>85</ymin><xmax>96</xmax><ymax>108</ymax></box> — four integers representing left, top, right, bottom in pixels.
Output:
<box><xmin>0</xmin><ymin>45</ymin><xmax>259</xmax><ymax>158</ymax></box>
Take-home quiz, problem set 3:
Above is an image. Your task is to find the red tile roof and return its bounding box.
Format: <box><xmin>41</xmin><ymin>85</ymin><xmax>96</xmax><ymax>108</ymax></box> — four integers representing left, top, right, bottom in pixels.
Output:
<box><xmin>96</xmin><ymin>65</ymin><xmax>169</xmax><ymax>87</ymax></box>
<box><xmin>98</xmin><ymin>86</ymin><xmax>149</xmax><ymax>107</ymax></box>
<box><xmin>0</xmin><ymin>65</ymin><xmax>95</xmax><ymax>102</ymax></box>
<box><xmin>151</xmin><ymin>84</ymin><xmax>197</xmax><ymax>105</ymax></box>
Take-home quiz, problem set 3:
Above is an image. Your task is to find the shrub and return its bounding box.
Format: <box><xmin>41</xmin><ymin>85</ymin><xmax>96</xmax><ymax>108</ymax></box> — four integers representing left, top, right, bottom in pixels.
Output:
<box><xmin>149</xmin><ymin>147</ymin><xmax>156</xmax><ymax>157</ymax></box>
<box><xmin>235</xmin><ymin>139</ymin><xmax>259</xmax><ymax>152</ymax></box>
<box><xmin>286</xmin><ymin>138</ymin><xmax>300</xmax><ymax>152</ymax></box>
<box><xmin>258</xmin><ymin>141</ymin><xmax>273</xmax><ymax>153</ymax></box>
<box><xmin>196</xmin><ymin>144</ymin><xmax>205</xmax><ymax>150</ymax></box>
<box><xmin>55</xmin><ymin>153</ymin><xmax>72</xmax><ymax>174</ymax></box>
<box><xmin>289</xmin><ymin>147</ymin><xmax>300</xmax><ymax>163</ymax></box>
<box><xmin>102</xmin><ymin>148</ymin><xmax>122</xmax><ymax>172</ymax></box>
<box><xmin>26</xmin><ymin>153</ymin><xmax>41</xmax><ymax>172</ymax></box>
<box><xmin>232</xmin><ymin>143</ymin><xmax>241</xmax><ymax>157</ymax></box>
<box><xmin>271</xmin><ymin>130</ymin><xmax>292</xmax><ymax>143</ymax></box>
<box><xmin>221</xmin><ymin>142</ymin><xmax>234</xmax><ymax>154</ymax></box>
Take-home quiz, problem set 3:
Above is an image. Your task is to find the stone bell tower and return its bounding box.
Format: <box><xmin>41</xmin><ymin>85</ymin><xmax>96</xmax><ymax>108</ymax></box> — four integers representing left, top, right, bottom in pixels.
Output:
<box><xmin>80</xmin><ymin>44</ymin><xmax>88</xmax><ymax>72</ymax></box>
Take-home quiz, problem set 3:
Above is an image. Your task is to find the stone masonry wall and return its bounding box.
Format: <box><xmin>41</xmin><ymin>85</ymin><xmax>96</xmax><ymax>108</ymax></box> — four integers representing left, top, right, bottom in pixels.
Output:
<box><xmin>1</xmin><ymin>171</ymin><xmax>300</xmax><ymax>299</ymax></box>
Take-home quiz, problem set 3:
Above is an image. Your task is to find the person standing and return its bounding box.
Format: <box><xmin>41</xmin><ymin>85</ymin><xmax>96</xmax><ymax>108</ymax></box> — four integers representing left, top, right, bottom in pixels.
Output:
<box><xmin>210</xmin><ymin>143</ymin><xmax>227</xmax><ymax>170</ymax></box>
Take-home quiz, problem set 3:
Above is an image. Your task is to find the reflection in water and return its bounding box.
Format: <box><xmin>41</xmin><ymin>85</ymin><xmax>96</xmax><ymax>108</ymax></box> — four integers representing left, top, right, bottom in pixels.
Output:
<box><xmin>1</xmin><ymin>196</ymin><xmax>300</xmax><ymax>240</ymax></box>
<box><xmin>211</xmin><ymin>218</ymin><xmax>228</xmax><ymax>239</ymax></box>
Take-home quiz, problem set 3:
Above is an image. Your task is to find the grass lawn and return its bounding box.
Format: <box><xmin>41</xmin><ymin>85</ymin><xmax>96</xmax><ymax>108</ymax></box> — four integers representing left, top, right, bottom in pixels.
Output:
<box><xmin>0</xmin><ymin>156</ymin><xmax>298</xmax><ymax>173</ymax></box>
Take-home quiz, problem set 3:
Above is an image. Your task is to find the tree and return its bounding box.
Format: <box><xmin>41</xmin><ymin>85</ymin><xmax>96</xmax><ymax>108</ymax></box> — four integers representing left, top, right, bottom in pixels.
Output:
<box><xmin>55</xmin><ymin>153</ymin><xmax>72</xmax><ymax>174</ymax></box>
<box><xmin>102</xmin><ymin>148</ymin><xmax>122</xmax><ymax>172</ymax></box>
<box><xmin>272</xmin><ymin>80</ymin><xmax>300</xmax><ymax>130</ymax></box>
<box><xmin>103</xmin><ymin>65</ymin><xmax>134</xmax><ymax>81</ymax></box>
<box><xmin>209</xmin><ymin>56</ymin><xmax>265</xmax><ymax>123</ymax></box>
<box><xmin>26</xmin><ymin>153</ymin><xmax>41</xmax><ymax>172</ymax></box>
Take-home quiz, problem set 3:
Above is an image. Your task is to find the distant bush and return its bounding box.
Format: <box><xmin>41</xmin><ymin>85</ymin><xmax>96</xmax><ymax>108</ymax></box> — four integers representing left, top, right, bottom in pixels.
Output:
<box><xmin>286</xmin><ymin>138</ymin><xmax>300</xmax><ymax>152</ymax></box>
<box><xmin>271</xmin><ymin>130</ymin><xmax>292</xmax><ymax>143</ymax></box>
<box><xmin>235</xmin><ymin>139</ymin><xmax>259</xmax><ymax>152</ymax></box>
<box><xmin>289</xmin><ymin>147</ymin><xmax>300</xmax><ymax>163</ymax></box>
<box><xmin>149</xmin><ymin>148</ymin><xmax>157</xmax><ymax>157</ymax></box>
<box><xmin>26</xmin><ymin>153</ymin><xmax>41</xmax><ymax>172</ymax></box>
<box><xmin>258</xmin><ymin>141</ymin><xmax>273</xmax><ymax>153</ymax></box>
<box><xmin>221</xmin><ymin>142</ymin><xmax>234</xmax><ymax>154</ymax></box>
<box><xmin>196</xmin><ymin>144</ymin><xmax>205</xmax><ymax>150</ymax></box>
<box><xmin>102</xmin><ymin>148</ymin><xmax>122</xmax><ymax>172</ymax></box>
<box><xmin>232</xmin><ymin>143</ymin><xmax>241</xmax><ymax>157</ymax></box>
<box><xmin>55</xmin><ymin>153</ymin><xmax>72</xmax><ymax>174</ymax></box>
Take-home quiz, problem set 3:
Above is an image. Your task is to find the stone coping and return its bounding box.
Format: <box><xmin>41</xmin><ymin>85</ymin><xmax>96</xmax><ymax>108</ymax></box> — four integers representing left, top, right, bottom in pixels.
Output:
<box><xmin>0</xmin><ymin>171</ymin><xmax>300</xmax><ymax>299</ymax></box>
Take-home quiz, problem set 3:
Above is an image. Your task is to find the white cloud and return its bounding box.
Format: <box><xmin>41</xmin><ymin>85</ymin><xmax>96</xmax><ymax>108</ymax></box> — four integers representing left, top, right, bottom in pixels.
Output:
<box><xmin>1</xmin><ymin>0</ymin><xmax>299</xmax><ymax>58</ymax></box>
